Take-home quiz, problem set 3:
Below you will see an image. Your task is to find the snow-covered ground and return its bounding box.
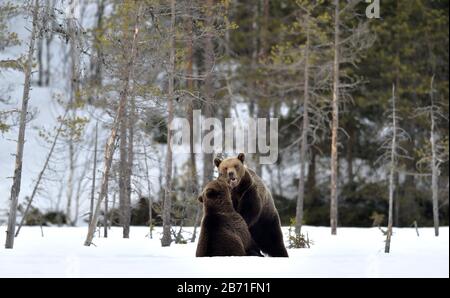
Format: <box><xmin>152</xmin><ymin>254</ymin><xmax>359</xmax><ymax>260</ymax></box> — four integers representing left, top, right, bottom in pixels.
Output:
<box><xmin>0</xmin><ymin>226</ymin><xmax>448</xmax><ymax>278</ymax></box>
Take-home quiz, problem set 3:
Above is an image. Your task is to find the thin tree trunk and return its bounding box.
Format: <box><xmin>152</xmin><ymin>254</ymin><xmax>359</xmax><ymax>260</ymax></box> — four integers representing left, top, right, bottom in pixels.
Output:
<box><xmin>307</xmin><ymin>148</ymin><xmax>316</xmax><ymax>190</ymax></box>
<box><xmin>277</xmin><ymin>161</ymin><xmax>284</xmax><ymax>198</ymax></box>
<box><xmin>44</xmin><ymin>0</ymin><xmax>53</xmax><ymax>86</ymax></box>
<box><xmin>37</xmin><ymin>36</ymin><xmax>44</xmax><ymax>86</ymax></box>
<box><xmin>119</xmin><ymin>103</ymin><xmax>129</xmax><ymax>238</ymax></box>
<box><xmin>430</xmin><ymin>77</ymin><xmax>439</xmax><ymax>237</ymax></box>
<box><xmin>5</xmin><ymin>0</ymin><xmax>40</xmax><ymax>249</ymax></box>
<box><xmin>385</xmin><ymin>85</ymin><xmax>397</xmax><ymax>254</ymax></box>
<box><xmin>73</xmin><ymin>157</ymin><xmax>89</xmax><ymax>225</ymax></box>
<box><xmin>84</xmin><ymin>5</ymin><xmax>141</xmax><ymax>247</ymax></box>
<box><xmin>66</xmin><ymin>0</ymin><xmax>80</xmax><ymax>226</ymax></box>
<box><xmin>202</xmin><ymin>0</ymin><xmax>214</xmax><ymax>190</ymax></box>
<box><xmin>15</xmin><ymin>110</ymin><xmax>67</xmax><ymax>237</ymax></box>
<box><xmin>394</xmin><ymin>171</ymin><xmax>400</xmax><ymax>226</ymax></box>
<box><xmin>347</xmin><ymin>124</ymin><xmax>354</xmax><ymax>184</ymax></box>
<box><xmin>66</xmin><ymin>132</ymin><xmax>75</xmax><ymax>225</ymax></box>
<box><xmin>89</xmin><ymin>121</ymin><xmax>98</xmax><ymax>225</ymax></box>
<box><xmin>143</xmin><ymin>144</ymin><xmax>153</xmax><ymax>239</ymax></box>
<box><xmin>330</xmin><ymin>0</ymin><xmax>340</xmax><ymax>236</ymax></box>
<box><xmin>295</xmin><ymin>14</ymin><xmax>310</xmax><ymax>235</ymax></box>
<box><xmin>161</xmin><ymin>0</ymin><xmax>176</xmax><ymax>247</ymax></box>
<box><xmin>186</xmin><ymin>10</ymin><xmax>200</xmax><ymax>243</ymax></box>
<box><xmin>110</xmin><ymin>192</ymin><xmax>116</xmax><ymax>229</ymax></box>
<box><xmin>104</xmin><ymin>187</ymin><xmax>108</xmax><ymax>238</ymax></box>
<box><xmin>45</xmin><ymin>34</ymin><xmax>52</xmax><ymax>86</ymax></box>
<box><xmin>125</xmin><ymin>96</ymin><xmax>135</xmax><ymax>238</ymax></box>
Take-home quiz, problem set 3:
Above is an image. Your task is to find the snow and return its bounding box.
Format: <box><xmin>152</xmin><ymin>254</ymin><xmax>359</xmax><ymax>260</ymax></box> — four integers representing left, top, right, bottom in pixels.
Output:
<box><xmin>0</xmin><ymin>226</ymin><xmax>448</xmax><ymax>278</ymax></box>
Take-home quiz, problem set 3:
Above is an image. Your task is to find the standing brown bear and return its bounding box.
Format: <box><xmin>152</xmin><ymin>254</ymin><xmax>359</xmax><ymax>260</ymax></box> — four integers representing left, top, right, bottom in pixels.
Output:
<box><xmin>196</xmin><ymin>179</ymin><xmax>261</xmax><ymax>257</ymax></box>
<box><xmin>214</xmin><ymin>153</ymin><xmax>289</xmax><ymax>257</ymax></box>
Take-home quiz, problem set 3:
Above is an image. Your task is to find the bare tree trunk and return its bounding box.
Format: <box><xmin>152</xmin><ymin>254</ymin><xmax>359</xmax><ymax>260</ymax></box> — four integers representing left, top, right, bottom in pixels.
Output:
<box><xmin>307</xmin><ymin>148</ymin><xmax>316</xmax><ymax>190</ymax></box>
<box><xmin>385</xmin><ymin>85</ymin><xmax>397</xmax><ymax>254</ymax></box>
<box><xmin>347</xmin><ymin>125</ymin><xmax>354</xmax><ymax>184</ymax></box>
<box><xmin>185</xmin><ymin>10</ymin><xmax>200</xmax><ymax>243</ymax></box>
<box><xmin>143</xmin><ymin>144</ymin><xmax>153</xmax><ymax>238</ymax></box>
<box><xmin>110</xmin><ymin>192</ymin><xmax>116</xmax><ymax>229</ymax></box>
<box><xmin>119</xmin><ymin>103</ymin><xmax>129</xmax><ymax>238</ymax></box>
<box><xmin>89</xmin><ymin>121</ymin><xmax>98</xmax><ymax>225</ymax></box>
<box><xmin>5</xmin><ymin>0</ymin><xmax>40</xmax><ymax>249</ymax></box>
<box><xmin>104</xmin><ymin>188</ymin><xmax>108</xmax><ymax>238</ymax></box>
<box><xmin>161</xmin><ymin>0</ymin><xmax>176</xmax><ymax>247</ymax></box>
<box><xmin>37</xmin><ymin>36</ymin><xmax>44</xmax><ymax>86</ymax></box>
<box><xmin>44</xmin><ymin>0</ymin><xmax>53</xmax><ymax>86</ymax></box>
<box><xmin>66</xmin><ymin>139</ymin><xmax>75</xmax><ymax>225</ymax></box>
<box><xmin>15</xmin><ymin>111</ymin><xmax>67</xmax><ymax>237</ymax></box>
<box><xmin>73</xmin><ymin>156</ymin><xmax>89</xmax><ymax>225</ymax></box>
<box><xmin>202</xmin><ymin>0</ymin><xmax>214</xmax><ymax>189</ymax></box>
<box><xmin>84</xmin><ymin>5</ymin><xmax>141</xmax><ymax>246</ymax></box>
<box><xmin>394</xmin><ymin>171</ymin><xmax>400</xmax><ymax>226</ymax></box>
<box><xmin>430</xmin><ymin>77</ymin><xmax>439</xmax><ymax>237</ymax></box>
<box><xmin>66</xmin><ymin>0</ymin><xmax>80</xmax><ymax>226</ymax></box>
<box><xmin>295</xmin><ymin>14</ymin><xmax>310</xmax><ymax>235</ymax></box>
<box><xmin>45</xmin><ymin>34</ymin><xmax>52</xmax><ymax>86</ymax></box>
<box><xmin>330</xmin><ymin>0</ymin><xmax>340</xmax><ymax>236</ymax></box>
<box><xmin>125</xmin><ymin>96</ymin><xmax>135</xmax><ymax>237</ymax></box>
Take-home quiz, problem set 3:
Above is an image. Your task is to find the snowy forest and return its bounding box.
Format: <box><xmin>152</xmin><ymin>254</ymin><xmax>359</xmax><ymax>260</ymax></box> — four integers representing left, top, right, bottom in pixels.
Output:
<box><xmin>0</xmin><ymin>0</ymin><xmax>448</xmax><ymax>278</ymax></box>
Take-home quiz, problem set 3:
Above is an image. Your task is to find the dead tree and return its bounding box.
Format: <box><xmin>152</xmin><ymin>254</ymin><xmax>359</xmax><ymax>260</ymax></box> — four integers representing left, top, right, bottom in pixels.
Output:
<box><xmin>161</xmin><ymin>0</ymin><xmax>176</xmax><ymax>247</ymax></box>
<box><xmin>185</xmin><ymin>7</ymin><xmax>200</xmax><ymax>243</ymax></box>
<box><xmin>15</xmin><ymin>111</ymin><xmax>67</xmax><ymax>237</ymax></box>
<box><xmin>415</xmin><ymin>76</ymin><xmax>448</xmax><ymax>237</ymax></box>
<box><xmin>89</xmin><ymin>121</ymin><xmax>99</xmax><ymax>225</ymax></box>
<box><xmin>295</xmin><ymin>10</ymin><xmax>311</xmax><ymax>235</ymax></box>
<box><xmin>5</xmin><ymin>0</ymin><xmax>40</xmax><ymax>249</ymax></box>
<box><xmin>65</xmin><ymin>0</ymin><xmax>81</xmax><ymax>225</ymax></box>
<box><xmin>125</xmin><ymin>96</ymin><xmax>136</xmax><ymax>237</ymax></box>
<box><xmin>119</xmin><ymin>98</ymin><xmax>129</xmax><ymax>238</ymax></box>
<box><xmin>378</xmin><ymin>85</ymin><xmax>409</xmax><ymax>253</ymax></box>
<box><xmin>385</xmin><ymin>86</ymin><xmax>397</xmax><ymax>253</ymax></box>
<box><xmin>330</xmin><ymin>0</ymin><xmax>340</xmax><ymax>236</ymax></box>
<box><xmin>85</xmin><ymin>4</ymin><xmax>141</xmax><ymax>247</ymax></box>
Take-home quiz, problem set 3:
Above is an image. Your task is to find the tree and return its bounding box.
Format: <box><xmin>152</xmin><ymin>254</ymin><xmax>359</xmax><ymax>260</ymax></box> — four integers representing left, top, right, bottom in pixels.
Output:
<box><xmin>184</xmin><ymin>4</ymin><xmax>200</xmax><ymax>242</ymax></box>
<box><xmin>378</xmin><ymin>85</ymin><xmax>409</xmax><ymax>253</ymax></box>
<box><xmin>329</xmin><ymin>0</ymin><xmax>340</xmax><ymax>236</ymax></box>
<box><xmin>385</xmin><ymin>86</ymin><xmax>397</xmax><ymax>253</ymax></box>
<box><xmin>5</xmin><ymin>0</ymin><xmax>40</xmax><ymax>249</ymax></box>
<box><xmin>85</xmin><ymin>1</ymin><xmax>141</xmax><ymax>246</ymax></box>
<box><xmin>415</xmin><ymin>76</ymin><xmax>449</xmax><ymax>236</ymax></box>
<box><xmin>15</xmin><ymin>111</ymin><xmax>68</xmax><ymax>237</ymax></box>
<box><xmin>89</xmin><ymin>122</ymin><xmax>99</xmax><ymax>225</ymax></box>
<box><xmin>291</xmin><ymin>1</ymin><xmax>328</xmax><ymax>235</ymax></box>
<box><xmin>161</xmin><ymin>0</ymin><xmax>176</xmax><ymax>247</ymax></box>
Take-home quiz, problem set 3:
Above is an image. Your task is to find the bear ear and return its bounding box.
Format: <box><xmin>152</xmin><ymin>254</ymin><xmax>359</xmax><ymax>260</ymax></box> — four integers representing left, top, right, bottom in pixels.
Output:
<box><xmin>214</xmin><ymin>157</ymin><xmax>223</xmax><ymax>168</ymax></box>
<box><xmin>197</xmin><ymin>195</ymin><xmax>203</xmax><ymax>203</ymax></box>
<box><xmin>237</xmin><ymin>153</ymin><xmax>245</xmax><ymax>164</ymax></box>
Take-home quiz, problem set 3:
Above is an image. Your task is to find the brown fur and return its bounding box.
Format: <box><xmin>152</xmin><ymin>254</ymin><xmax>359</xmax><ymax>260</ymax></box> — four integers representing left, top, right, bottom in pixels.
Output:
<box><xmin>196</xmin><ymin>179</ymin><xmax>259</xmax><ymax>257</ymax></box>
<box><xmin>215</xmin><ymin>153</ymin><xmax>289</xmax><ymax>257</ymax></box>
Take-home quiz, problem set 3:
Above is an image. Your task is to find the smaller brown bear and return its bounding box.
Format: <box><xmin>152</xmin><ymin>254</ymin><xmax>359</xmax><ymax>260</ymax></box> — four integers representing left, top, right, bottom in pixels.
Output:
<box><xmin>196</xmin><ymin>178</ymin><xmax>260</xmax><ymax>257</ymax></box>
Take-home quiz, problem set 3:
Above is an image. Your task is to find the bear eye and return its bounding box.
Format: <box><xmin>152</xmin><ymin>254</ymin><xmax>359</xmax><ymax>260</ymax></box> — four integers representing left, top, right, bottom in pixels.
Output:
<box><xmin>235</xmin><ymin>165</ymin><xmax>240</xmax><ymax>170</ymax></box>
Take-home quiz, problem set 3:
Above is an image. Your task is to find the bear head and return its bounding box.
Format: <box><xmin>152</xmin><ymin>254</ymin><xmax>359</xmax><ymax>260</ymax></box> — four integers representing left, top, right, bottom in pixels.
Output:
<box><xmin>198</xmin><ymin>178</ymin><xmax>233</xmax><ymax>211</ymax></box>
<box><xmin>214</xmin><ymin>153</ymin><xmax>246</xmax><ymax>189</ymax></box>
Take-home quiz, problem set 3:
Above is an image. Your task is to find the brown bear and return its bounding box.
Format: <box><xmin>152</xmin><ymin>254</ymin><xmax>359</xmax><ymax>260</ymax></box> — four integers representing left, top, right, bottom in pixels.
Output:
<box><xmin>214</xmin><ymin>153</ymin><xmax>289</xmax><ymax>257</ymax></box>
<box><xmin>196</xmin><ymin>178</ymin><xmax>261</xmax><ymax>257</ymax></box>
